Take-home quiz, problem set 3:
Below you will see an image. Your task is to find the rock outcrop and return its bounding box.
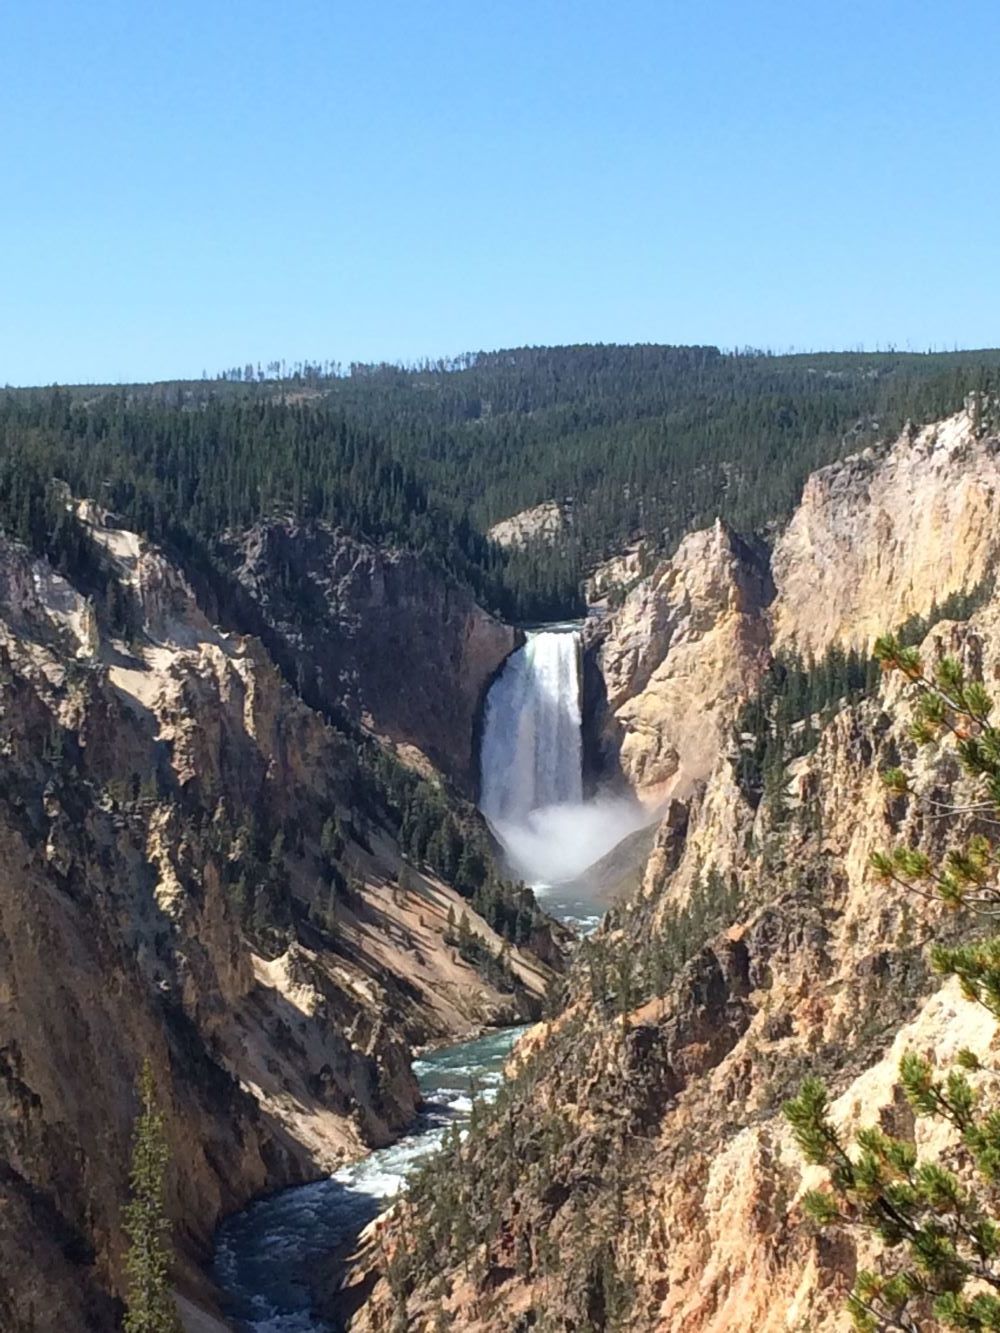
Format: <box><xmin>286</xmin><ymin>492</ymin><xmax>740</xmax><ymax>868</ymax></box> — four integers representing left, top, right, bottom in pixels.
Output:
<box><xmin>584</xmin><ymin>545</ymin><xmax>643</xmax><ymax>605</ymax></box>
<box><xmin>487</xmin><ymin>500</ymin><xmax>572</xmax><ymax>550</ymax></box>
<box><xmin>0</xmin><ymin>514</ymin><xmax>557</xmax><ymax>1331</ymax></box>
<box><xmin>587</xmin><ymin>520</ymin><xmax>773</xmax><ymax>799</ymax></box>
<box><xmin>219</xmin><ymin>523</ymin><xmax>518</xmax><ymax>790</ymax></box>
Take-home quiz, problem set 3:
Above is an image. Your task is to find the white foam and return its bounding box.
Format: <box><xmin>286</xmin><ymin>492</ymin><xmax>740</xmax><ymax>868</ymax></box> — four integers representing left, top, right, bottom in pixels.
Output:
<box><xmin>490</xmin><ymin>794</ymin><xmax>652</xmax><ymax>885</ymax></box>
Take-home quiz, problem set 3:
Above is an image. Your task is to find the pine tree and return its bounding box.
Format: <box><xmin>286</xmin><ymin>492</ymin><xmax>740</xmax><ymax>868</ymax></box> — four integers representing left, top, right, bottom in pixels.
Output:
<box><xmin>123</xmin><ymin>1059</ymin><xmax>181</xmax><ymax>1333</ymax></box>
<box><xmin>457</xmin><ymin>911</ymin><xmax>472</xmax><ymax>955</ymax></box>
<box><xmin>784</xmin><ymin>634</ymin><xmax>1000</xmax><ymax>1332</ymax></box>
<box><xmin>320</xmin><ymin>813</ymin><xmax>345</xmax><ymax>873</ymax></box>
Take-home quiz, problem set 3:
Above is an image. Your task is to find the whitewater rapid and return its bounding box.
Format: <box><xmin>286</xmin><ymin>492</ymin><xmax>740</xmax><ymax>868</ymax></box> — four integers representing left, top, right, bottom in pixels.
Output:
<box><xmin>214</xmin><ymin>1028</ymin><xmax>524</xmax><ymax>1331</ymax></box>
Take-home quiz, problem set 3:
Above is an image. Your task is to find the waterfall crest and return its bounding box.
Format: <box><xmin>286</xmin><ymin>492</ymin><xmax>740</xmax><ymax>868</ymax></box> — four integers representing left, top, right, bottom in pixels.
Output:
<box><xmin>479</xmin><ymin>629</ymin><xmax>583</xmax><ymax>825</ymax></box>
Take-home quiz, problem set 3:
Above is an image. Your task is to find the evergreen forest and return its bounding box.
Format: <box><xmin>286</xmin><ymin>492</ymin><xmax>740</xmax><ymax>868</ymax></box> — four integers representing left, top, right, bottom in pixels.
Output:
<box><xmin>2</xmin><ymin>344</ymin><xmax>999</xmax><ymax>622</ymax></box>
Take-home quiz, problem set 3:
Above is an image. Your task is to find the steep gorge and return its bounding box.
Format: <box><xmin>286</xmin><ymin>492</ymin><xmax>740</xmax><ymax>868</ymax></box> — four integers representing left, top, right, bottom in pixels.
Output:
<box><xmin>0</xmin><ymin>509</ymin><xmax>561</xmax><ymax>1331</ymax></box>
<box><xmin>338</xmin><ymin>401</ymin><xmax>1000</xmax><ymax>1331</ymax></box>
<box><xmin>218</xmin><ymin>522</ymin><xmax>519</xmax><ymax>790</ymax></box>
<box><xmin>5</xmin><ymin>397</ymin><xmax>1000</xmax><ymax>1332</ymax></box>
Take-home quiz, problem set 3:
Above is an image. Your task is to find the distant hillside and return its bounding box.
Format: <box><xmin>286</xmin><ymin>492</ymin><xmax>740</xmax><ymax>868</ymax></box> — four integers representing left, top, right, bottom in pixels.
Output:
<box><xmin>4</xmin><ymin>345</ymin><xmax>999</xmax><ymax>621</ymax></box>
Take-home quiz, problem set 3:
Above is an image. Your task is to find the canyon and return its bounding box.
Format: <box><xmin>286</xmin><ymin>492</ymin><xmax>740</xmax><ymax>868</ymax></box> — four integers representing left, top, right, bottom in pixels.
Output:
<box><xmin>338</xmin><ymin>401</ymin><xmax>1000</xmax><ymax>1331</ymax></box>
<box><xmin>0</xmin><ymin>506</ymin><xmax>560</xmax><ymax>1331</ymax></box>
<box><xmin>2</xmin><ymin>396</ymin><xmax>1000</xmax><ymax>1331</ymax></box>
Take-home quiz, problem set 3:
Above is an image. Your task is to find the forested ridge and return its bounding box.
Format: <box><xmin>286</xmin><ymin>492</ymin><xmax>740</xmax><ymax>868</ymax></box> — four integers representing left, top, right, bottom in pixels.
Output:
<box><xmin>3</xmin><ymin>344</ymin><xmax>999</xmax><ymax>621</ymax></box>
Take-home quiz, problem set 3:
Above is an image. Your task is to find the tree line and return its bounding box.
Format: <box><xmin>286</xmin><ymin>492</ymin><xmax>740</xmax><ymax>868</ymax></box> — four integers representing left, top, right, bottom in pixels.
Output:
<box><xmin>3</xmin><ymin>345</ymin><xmax>1000</xmax><ymax>623</ymax></box>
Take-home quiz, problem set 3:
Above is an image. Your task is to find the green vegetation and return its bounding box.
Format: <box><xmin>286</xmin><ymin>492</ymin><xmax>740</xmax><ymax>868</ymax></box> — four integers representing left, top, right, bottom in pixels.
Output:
<box><xmin>734</xmin><ymin>579</ymin><xmax>996</xmax><ymax>809</ymax></box>
<box><xmin>3</xmin><ymin>346</ymin><xmax>1000</xmax><ymax>621</ymax></box>
<box><xmin>733</xmin><ymin>647</ymin><xmax>878</xmax><ymax>806</ymax></box>
<box><xmin>364</xmin><ymin>745</ymin><xmax>545</xmax><ymax>946</ymax></box>
<box><xmin>895</xmin><ymin>583</ymin><xmax>996</xmax><ymax>649</ymax></box>
<box><xmin>784</xmin><ymin>635</ymin><xmax>1000</xmax><ymax>1331</ymax></box>
<box><xmin>583</xmin><ymin>868</ymin><xmax>742</xmax><ymax>1015</ymax></box>
<box><xmin>123</xmin><ymin>1060</ymin><xmax>181</xmax><ymax>1333</ymax></box>
<box><xmin>445</xmin><ymin>908</ymin><xmax>518</xmax><ymax>993</ymax></box>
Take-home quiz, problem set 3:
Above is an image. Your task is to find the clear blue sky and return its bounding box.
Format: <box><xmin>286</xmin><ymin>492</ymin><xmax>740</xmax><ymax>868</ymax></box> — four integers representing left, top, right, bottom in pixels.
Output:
<box><xmin>3</xmin><ymin>0</ymin><xmax>998</xmax><ymax>385</ymax></box>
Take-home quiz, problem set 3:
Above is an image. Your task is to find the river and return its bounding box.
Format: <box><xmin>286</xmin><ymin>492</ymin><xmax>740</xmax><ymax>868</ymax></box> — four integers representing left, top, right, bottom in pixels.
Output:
<box><xmin>213</xmin><ymin>626</ymin><xmax>641</xmax><ymax>1328</ymax></box>
<box><xmin>213</xmin><ymin>1027</ymin><xmax>525</xmax><ymax>1331</ymax></box>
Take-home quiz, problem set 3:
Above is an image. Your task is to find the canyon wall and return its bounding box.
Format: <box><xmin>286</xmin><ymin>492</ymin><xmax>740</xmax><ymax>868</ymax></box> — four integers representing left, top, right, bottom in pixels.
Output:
<box><xmin>772</xmin><ymin>407</ymin><xmax>1000</xmax><ymax>655</ymax></box>
<box><xmin>341</xmin><ymin>403</ymin><xmax>1000</xmax><ymax>1331</ymax></box>
<box><xmin>588</xmin><ymin>403</ymin><xmax>1000</xmax><ymax>804</ymax></box>
<box><xmin>0</xmin><ymin>515</ymin><xmax>556</xmax><ymax>1331</ymax></box>
<box><xmin>221</xmin><ymin>522</ymin><xmax>519</xmax><ymax>789</ymax></box>
<box><xmin>586</xmin><ymin>519</ymin><xmax>773</xmax><ymax>798</ymax></box>
<box><xmin>6</xmin><ymin>400</ymin><xmax>1000</xmax><ymax>1332</ymax></box>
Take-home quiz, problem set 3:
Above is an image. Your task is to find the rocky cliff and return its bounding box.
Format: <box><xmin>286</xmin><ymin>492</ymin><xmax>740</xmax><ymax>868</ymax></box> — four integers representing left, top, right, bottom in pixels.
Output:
<box><xmin>772</xmin><ymin>405</ymin><xmax>1000</xmax><ymax>655</ymax></box>
<box><xmin>586</xmin><ymin>519</ymin><xmax>773</xmax><ymax>799</ymax></box>
<box><xmin>220</xmin><ymin>522</ymin><xmax>519</xmax><ymax>790</ymax></box>
<box><xmin>0</xmin><ymin>512</ymin><xmax>558</xmax><ymax>1331</ymax></box>
<box><xmin>337</xmin><ymin>404</ymin><xmax>1000</xmax><ymax>1332</ymax></box>
<box><xmin>587</xmin><ymin>404</ymin><xmax>1000</xmax><ymax>804</ymax></box>
<box><xmin>487</xmin><ymin>501</ymin><xmax>573</xmax><ymax>550</ymax></box>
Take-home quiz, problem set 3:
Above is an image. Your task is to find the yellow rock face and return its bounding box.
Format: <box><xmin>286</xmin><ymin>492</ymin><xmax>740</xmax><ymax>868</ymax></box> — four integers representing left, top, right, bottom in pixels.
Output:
<box><xmin>594</xmin><ymin>406</ymin><xmax>1000</xmax><ymax>805</ymax></box>
<box><xmin>593</xmin><ymin>518</ymin><xmax>773</xmax><ymax>798</ymax></box>
<box><xmin>772</xmin><ymin>405</ymin><xmax>1000</xmax><ymax>655</ymax></box>
<box><xmin>0</xmin><ymin>513</ymin><xmax>556</xmax><ymax>1330</ymax></box>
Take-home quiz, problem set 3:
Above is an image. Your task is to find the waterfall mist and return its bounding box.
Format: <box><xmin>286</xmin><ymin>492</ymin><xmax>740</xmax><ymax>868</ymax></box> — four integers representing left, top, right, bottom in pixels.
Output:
<box><xmin>479</xmin><ymin>628</ymin><xmax>651</xmax><ymax>887</ymax></box>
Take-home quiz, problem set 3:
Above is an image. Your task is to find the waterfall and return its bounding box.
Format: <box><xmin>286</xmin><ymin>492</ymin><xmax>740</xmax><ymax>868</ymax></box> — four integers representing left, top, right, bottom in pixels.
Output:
<box><xmin>480</xmin><ymin>629</ymin><xmax>583</xmax><ymax>825</ymax></box>
<box><xmin>479</xmin><ymin>625</ymin><xmax>653</xmax><ymax>891</ymax></box>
